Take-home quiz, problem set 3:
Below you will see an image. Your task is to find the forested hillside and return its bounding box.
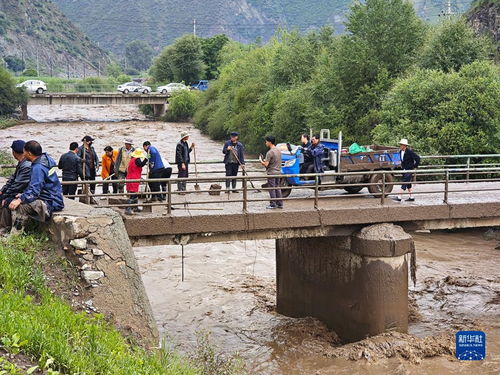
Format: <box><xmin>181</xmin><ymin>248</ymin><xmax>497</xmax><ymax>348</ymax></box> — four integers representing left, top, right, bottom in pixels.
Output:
<box><xmin>0</xmin><ymin>0</ymin><xmax>110</xmax><ymax>76</ymax></box>
<box><xmin>53</xmin><ymin>0</ymin><xmax>474</xmax><ymax>55</ymax></box>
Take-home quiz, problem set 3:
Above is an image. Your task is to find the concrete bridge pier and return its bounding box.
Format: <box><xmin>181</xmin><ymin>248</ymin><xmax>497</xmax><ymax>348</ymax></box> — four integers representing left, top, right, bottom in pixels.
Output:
<box><xmin>153</xmin><ymin>103</ymin><xmax>166</xmax><ymax>117</ymax></box>
<box><xmin>276</xmin><ymin>223</ymin><xmax>414</xmax><ymax>343</ymax></box>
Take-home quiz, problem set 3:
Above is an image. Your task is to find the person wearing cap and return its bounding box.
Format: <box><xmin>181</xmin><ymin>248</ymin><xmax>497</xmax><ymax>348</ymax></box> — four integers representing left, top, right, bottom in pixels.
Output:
<box><xmin>1</xmin><ymin>141</ymin><xmax>63</xmax><ymax>234</ymax></box>
<box><xmin>114</xmin><ymin>138</ymin><xmax>135</xmax><ymax>193</ymax></box>
<box><xmin>101</xmin><ymin>146</ymin><xmax>119</xmax><ymax>195</ymax></box>
<box><xmin>143</xmin><ymin>141</ymin><xmax>171</xmax><ymax>201</ymax></box>
<box><xmin>395</xmin><ymin>138</ymin><xmax>420</xmax><ymax>202</ymax></box>
<box><xmin>175</xmin><ymin>131</ymin><xmax>195</xmax><ymax>192</ymax></box>
<box><xmin>0</xmin><ymin>140</ymin><xmax>32</xmax><ymax>215</ymax></box>
<box><xmin>222</xmin><ymin>132</ymin><xmax>245</xmax><ymax>193</ymax></box>
<box><xmin>58</xmin><ymin>142</ymin><xmax>83</xmax><ymax>199</ymax></box>
<box><xmin>124</xmin><ymin>149</ymin><xmax>148</xmax><ymax>215</ymax></box>
<box><xmin>77</xmin><ymin>135</ymin><xmax>99</xmax><ymax>194</ymax></box>
<box><xmin>260</xmin><ymin>135</ymin><xmax>283</xmax><ymax>209</ymax></box>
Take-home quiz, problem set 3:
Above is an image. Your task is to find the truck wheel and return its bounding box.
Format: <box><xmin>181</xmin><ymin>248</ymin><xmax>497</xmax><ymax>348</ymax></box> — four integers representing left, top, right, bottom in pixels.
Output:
<box><xmin>36</xmin><ymin>88</ymin><xmax>44</xmax><ymax>94</ymax></box>
<box><xmin>344</xmin><ymin>186</ymin><xmax>363</xmax><ymax>194</ymax></box>
<box><xmin>280</xmin><ymin>178</ymin><xmax>291</xmax><ymax>198</ymax></box>
<box><xmin>368</xmin><ymin>173</ymin><xmax>394</xmax><ymax>197</ymax></box>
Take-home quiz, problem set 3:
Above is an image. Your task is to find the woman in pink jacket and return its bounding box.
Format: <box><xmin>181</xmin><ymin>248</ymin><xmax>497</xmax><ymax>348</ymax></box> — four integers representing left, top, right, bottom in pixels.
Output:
<box><xmin>125</xmin><ymin>149</ymin><xmax>148</xmax><ymax>215</ymax></box>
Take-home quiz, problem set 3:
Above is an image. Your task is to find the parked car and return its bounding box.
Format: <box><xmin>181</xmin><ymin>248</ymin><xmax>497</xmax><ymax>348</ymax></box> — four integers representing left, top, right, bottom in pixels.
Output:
<box><xmin>117</xmin><ymin>81</ymin><xmax>151</xmax><ymax>94</ymax></box>
<box><xmin>16</xmin><ymin>80</ymin><xmax>47</xmax><ymax>94</ymax></box>
<box><xmin>157</xmin><ymin>82</ymin><xmax>188</xmax><ymax>95</ymax></box>
<box><xmin>189</xmin><ymin>80</ymin><xmax>209</xmax><ymax>91</ymax></box>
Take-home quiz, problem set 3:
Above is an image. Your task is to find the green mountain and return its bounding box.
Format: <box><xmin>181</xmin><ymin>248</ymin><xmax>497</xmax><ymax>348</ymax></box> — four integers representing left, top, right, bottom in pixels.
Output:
<box><xmin>52</xmin><ymin>0</ymin><xmax>474</xmax><ymax>55</ymax></box>
<box><xmin>0</xmin><ymin>0</ymin><xmax>110</xmax><ymax>76</ymax></box>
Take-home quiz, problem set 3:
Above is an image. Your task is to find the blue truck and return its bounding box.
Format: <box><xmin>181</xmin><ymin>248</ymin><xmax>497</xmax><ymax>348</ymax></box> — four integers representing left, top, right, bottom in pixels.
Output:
<box><xmin>278</xmin><ymin>129</ymin><xmax>402</xmax><ymax>197</ymax></box>
<box><xmin>190</xmin><ymin>80</ymin><xmax>209</xmax><ymax>91</ymax></box>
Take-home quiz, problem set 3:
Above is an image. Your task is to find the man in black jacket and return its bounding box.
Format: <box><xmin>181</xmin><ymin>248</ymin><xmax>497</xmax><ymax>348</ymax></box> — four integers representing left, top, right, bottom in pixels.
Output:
<box><xmin>222</xmin><ymin>132</ymin><xmax>245</xmax><ymax>193</ymax></box>
<box><xmin>58</xmin><ymin>142</ymin><xmax>83</xmax><ymax>199</ymax></box>
<box><xmin>175</xmin><ymin>131</ymin><xmax>195</xmax><ymax>192</ymax></box>
<box><xmin>0</xmin><ymin>140</ymin><xmax>31</xmax><ymax>211</ymax></box>
<box><xmin>396</xmin><ymin>138</ymin><xmax>420</xmax><ymax>202</ymax></box>
<box><xmin>77</xmin><ymin>135</ymin><xmax>99</xmax><ymax>194</ymax></box>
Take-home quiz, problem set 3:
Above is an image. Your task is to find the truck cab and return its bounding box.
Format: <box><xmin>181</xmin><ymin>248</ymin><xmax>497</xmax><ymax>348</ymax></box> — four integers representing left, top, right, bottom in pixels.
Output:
<box><xmin>190</xmin><ymin>80</ymin><xmax>209</xmax><ymax>91</ymax></box>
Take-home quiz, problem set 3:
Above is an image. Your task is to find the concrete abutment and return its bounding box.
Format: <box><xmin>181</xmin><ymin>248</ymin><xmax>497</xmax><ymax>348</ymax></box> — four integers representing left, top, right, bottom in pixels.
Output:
<box><xmin>276</xmin><ymin>223</ymin><xmax>414</xmax><ymax>343</ymax></box>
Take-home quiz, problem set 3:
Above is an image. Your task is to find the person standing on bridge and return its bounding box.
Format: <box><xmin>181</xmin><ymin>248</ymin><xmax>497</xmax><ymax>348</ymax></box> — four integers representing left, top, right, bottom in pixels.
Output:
<box><xmin>175</xmin><ymin>131</ymin><xmax>195</xmax><ymax>192</ymax></box>
<box><xmin>222</xmin><ymin>132</ymin><xmax>245</xmax><ymax>193</ymax></box>
<box><xmin>143</xmin><ymin>141</ymin><xmax>171</xmax><ymax>201</ymax></box>
<box><xmin>114</xmin><ymin>138</ymin><xmax>135</xmax><ymax>193</ymax></box>
<box><xmin>260</xmin><ymin>136</ymin><xmax>283</xmax><ymax>209</ymax></box>
<box><xmin>58</xmin><ymin>142</ymin><xmax>83</xmax><ymax>199</ymax></box>
<box><xmin>396</xmin><ymin>138</ymin><xmax>420</xmax><ymax>202</ymax></box>
<box><xmin>125</xmin><ymin>149</ymin><xmax>148</xmax><ymax>215</ymax></box>
<box><xmin>77</xmin><ymin>136</ymin><xmax>99</xmax><ymax>194</ymax></box>
<box><xmin>101</xmin><ymin>146</ymin><xmax>118</xmax><ymax>195</ymax></box>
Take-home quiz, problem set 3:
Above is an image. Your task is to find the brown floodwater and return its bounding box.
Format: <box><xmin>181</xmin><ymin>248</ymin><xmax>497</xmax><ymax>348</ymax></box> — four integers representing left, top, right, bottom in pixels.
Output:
<box><xmin>1</xmin><ymin>106</ymin><xmax>499</xmax><ymax>374</ymax></box>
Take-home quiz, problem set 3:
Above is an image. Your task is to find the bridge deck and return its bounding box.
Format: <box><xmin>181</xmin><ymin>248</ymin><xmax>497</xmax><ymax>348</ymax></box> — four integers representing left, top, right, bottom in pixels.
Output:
<box><xmin>122</xmin><ymin>181</ymin><xmax>500</xmax><ymax>245</ymax></box>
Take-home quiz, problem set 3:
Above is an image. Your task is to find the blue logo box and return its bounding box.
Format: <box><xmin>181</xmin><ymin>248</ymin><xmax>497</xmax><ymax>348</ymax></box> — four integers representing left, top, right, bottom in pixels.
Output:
<box><xmin>456</xmin><ymin>331</ymin><xmax>486</xmax><ymax>360</ymax></box>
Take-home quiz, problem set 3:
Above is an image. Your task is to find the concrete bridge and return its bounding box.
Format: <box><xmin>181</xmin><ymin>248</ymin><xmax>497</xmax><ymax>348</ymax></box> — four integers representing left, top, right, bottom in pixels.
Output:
<box><xmin>22</xmin><ymin>92</ymin><xmax>169</xmax><ymax>119</ymax></box>
<box><xmin>52</xmin><ymin>170</ymin><xmax>500</xmax><ymax>343</ymax></box>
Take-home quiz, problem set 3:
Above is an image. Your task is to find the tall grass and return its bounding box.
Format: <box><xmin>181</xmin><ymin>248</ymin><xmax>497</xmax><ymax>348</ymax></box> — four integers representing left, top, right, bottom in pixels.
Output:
<box><xmin>0</xmin><ymin>234</ymin><xmax>199</xmax><ymax>375</ymax></box>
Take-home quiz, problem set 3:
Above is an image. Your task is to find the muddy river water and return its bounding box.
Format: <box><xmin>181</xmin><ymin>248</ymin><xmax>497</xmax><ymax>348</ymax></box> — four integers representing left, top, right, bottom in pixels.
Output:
<box><xmin>1</xmin><ymin>105</ymin><xmax>499</xmax><ymax>374</ymax></box>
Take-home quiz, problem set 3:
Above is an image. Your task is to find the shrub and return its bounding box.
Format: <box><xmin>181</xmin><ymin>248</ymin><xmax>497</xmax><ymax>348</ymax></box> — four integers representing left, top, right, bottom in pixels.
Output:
<box><xmin>165</xmin><ymin>90</ymin><xmax>202</xmax><ymax>122</ymax></box>
<box><xmin>0</xmin><ymin>67</ymin><xmax>27</xmax><ymax>116</ymax></box>
<box><xmin>372</xmin><ymin>61</ymin><xmax>500</xmax><ymax>155</ymax></box>
<box><xmin>21</xmin><ymin>68</ymin><xmax>37</xmax><ymax>77</ymax></box>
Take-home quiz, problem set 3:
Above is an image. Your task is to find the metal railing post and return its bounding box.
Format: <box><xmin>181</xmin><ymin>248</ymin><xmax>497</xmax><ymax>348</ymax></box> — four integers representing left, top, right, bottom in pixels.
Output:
<box><xmin>167</xmin><ymin>180</ymin><xmax>172</xmax><ymax>215</ymax></box>
<box><xmin>314</xmin><ymin>175</ymin><xmax>319</xmax><ymax>209</ymax></box>
<box><xmin>466</xmin><ymin>157</ymin><xmax>470</xmax><ymax>182</ymax></box>
<box><xmin>444</xmin><ymin>170</ymin><xmax>449</xmax><ymax>204</ymax></box>
<box><xmin>243</xmin><ymin>177</ymin><xmax>248</xmax><ymax>212</ymax></box>
<box><xmin>380</xmin><ymin>172</ymin><xmax>386</xmax><ymax>205</ymax></box>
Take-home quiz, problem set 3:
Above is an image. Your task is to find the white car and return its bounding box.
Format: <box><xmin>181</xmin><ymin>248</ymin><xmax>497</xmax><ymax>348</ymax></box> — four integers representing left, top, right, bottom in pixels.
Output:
<box><xmin>117</xmin><ymin>81</ymin><xmax>152</xmax><ymax>94</ymax></box>
<box><xmin>16</xmin><ymin>80</ymin><xmax>47</xmax><ymax>94</ymax></box>
<box><xmin>157</xmin><ymin>82</ymin><xmax>188</xmax><ymax>94</ymax></box>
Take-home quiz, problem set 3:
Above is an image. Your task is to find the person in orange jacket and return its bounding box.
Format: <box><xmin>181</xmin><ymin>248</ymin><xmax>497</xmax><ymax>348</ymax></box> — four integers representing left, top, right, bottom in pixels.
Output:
<box><xmin>101</xmin><ymin>146</ymin><xmax>119</xmax><ymax>194</ymax></box>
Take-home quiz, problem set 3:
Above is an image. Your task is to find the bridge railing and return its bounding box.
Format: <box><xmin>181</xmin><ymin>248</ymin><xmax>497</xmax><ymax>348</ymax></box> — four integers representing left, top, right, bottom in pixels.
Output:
<box><xmin>2</xmin><ymin>153</ymin><xmax>500</xmax><ymax>180</ymax></box>
<box><xmin>56</xmin><ymin>166</ymin><xmax>500</xmax><ymax>213</ymax></box>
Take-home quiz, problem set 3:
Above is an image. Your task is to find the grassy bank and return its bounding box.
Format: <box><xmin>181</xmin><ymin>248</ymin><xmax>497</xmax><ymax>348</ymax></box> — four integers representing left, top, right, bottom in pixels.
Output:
<box><xmin>0</xmin><ymin>234</ymin><xmax>245</xmax><ymax>375</ymax></box>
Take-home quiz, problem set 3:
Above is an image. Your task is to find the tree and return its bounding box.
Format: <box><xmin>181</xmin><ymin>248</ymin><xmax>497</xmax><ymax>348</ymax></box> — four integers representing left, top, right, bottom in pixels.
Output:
<box><xmin>419</xmin><ymin>18</ymin><xmax>493</xmax><ymax>73</ymax></box>
<box><xmin>105</xmin><ymin>62</ymin><xmax>123</xmax><ymax>78</ymax></box>
<box><xmin>125</xmin><ymin>40</ymin><xmax>154</xmax><ymax>71</ymax></box>
<box><xmin>0</xmin><ymin>66</ymin><xmax>28</xmax><ymax>116</ymax></box>
<box><xmin>4</xmin><ymin>56</ymin><xmax>25</xmax><ymax>73</ymax></box>
<box><xmin>372</xmin><ymin>61</ymin><xmax>500</xmax><ymax>155</ymax></box>
<box><xmin>169</xmin><ymin>34</ymin><xmax>205</xmax><ymax>83</ymax></box>
<box><xmin>151</xmin><ymin>35</ymin><xmax>205</xmax><ymax>83</ymax></box>
<box><xmin>201</xmin><ymin>34</ymin><xmax>229</xmax><ymax>80</ymax></box>
<box><xmin>150</xmin><ymin>45</ymin><xmax>175</xmax><ymax>83</ymax></box>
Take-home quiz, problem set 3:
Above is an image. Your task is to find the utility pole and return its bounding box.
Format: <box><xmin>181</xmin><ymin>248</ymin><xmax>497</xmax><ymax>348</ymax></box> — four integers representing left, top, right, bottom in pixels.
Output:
<box><xmin>67</xmin><ymin>59</ymin><xmax>70</xmax><ymax>79</ymax></box>
<box><xmin>36</xmin><ymin>50</ymin><xmax>39</xmax><ymax>77</ymax></box>
<box><xmin>193</xmin><ymin>18</ymin><xmax>197</xmax><ymax>37</ymax></box>
<box><xmin>447</xmin><ymin>0</ymin><xmax>452</xmax><ymax>16</ymax></box>
<box><xmin>98</xmin><ymin>60</ymin><xmax>101</xmax><ymax>77</ymax></box>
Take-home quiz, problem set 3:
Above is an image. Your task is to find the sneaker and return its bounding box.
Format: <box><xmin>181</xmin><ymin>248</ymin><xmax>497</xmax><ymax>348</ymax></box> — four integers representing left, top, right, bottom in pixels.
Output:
<box><xmin>405</xmin><ymin>198</ymin><xmax>415</xmax><ymax>202</ymax></box>
<box><xmin>276</xmin><ymin>206</ymin><xmax>283</xmax><ymax>209</ymax></box>
<box><xmin>392</xmin><ymin>197</ymin><xmax>402</xmax><ymax>202</ymax></box>
<box><xmin>266</xmin><ymin>205</ymin><xmax>277</xmax><ymax>209</ymax></box>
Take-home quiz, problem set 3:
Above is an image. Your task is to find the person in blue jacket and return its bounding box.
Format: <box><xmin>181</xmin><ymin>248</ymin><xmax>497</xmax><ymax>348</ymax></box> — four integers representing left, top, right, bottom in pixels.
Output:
<box><xmin>303</xmin><ymin>134</ymin><xmax>325</xmax><ymax>176</ymax></box>
<box><xmin>0</xmin><ymin>140</ymin><xmax>64</xmax><ymax>234</ymax></box>
<box><xmin>222</xmin><ymin>132</ymin><xmax>245</xmax><ymax>193</ymax></box>
<box><xmin>143</xmin><ymin>141</ymin><xmax>171</xmax><ymax>201</ymax></box>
